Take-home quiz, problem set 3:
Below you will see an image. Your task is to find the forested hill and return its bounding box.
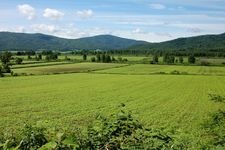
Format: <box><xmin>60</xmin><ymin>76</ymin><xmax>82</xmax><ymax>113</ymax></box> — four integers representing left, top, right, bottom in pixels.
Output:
<box><xmin>0</xmin><ymin>32</ymin><xmax>225</xmax><ymax>52</ymax></box>
<box><xmin>128</xmin><ymin>33</ymin><xmax>225</xmax><ymax>52</ymax></box>
<box><xmin>0</xmin><ymin>32</ymin><xmax>146</xmax><ymax>51</ymax></box>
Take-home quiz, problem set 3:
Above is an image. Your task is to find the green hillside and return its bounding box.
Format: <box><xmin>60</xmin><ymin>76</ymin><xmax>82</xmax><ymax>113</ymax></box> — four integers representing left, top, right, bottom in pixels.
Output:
<box><xmin>0</xmin><ymin>32</ymin><xmax>146</xmax><ymax>51</ymax></box>
<box><xmin>129</xmin><ymin>33</ymin><xmax>225</xmax><ymax>52</ymax></box>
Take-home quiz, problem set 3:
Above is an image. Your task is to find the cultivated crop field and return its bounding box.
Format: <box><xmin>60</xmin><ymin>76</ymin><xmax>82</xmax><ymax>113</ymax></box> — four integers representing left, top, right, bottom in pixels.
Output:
<box><xmin>12</xmin><ymin>62</ymin><xmax>127</xmax><ymax>75</ymax></box>
<box><xmin>1</xmin><ymin>63</ymin><xmax>225</xmax><ymax>146</ymax></box>
<box><xmin>96</xmin><ymin>64</ymin><xmax>225</xmax><ymax>75</ymax></box>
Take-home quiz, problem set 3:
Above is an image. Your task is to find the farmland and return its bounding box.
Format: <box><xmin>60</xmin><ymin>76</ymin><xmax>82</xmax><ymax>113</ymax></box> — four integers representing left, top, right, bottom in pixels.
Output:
<box><xmin>1</xmin><ymin>62</ymin><xmax>225</xmax><ymax>146</ymax></box>
<box><xmin>12</xmin><ymin>62</ymin><xmax>127</xmax><ymax>75</ymax></box>
<box><xmin>95</xmin><ymin>64</ymin><xmax>225</xmax><ymax>76</ymax></box>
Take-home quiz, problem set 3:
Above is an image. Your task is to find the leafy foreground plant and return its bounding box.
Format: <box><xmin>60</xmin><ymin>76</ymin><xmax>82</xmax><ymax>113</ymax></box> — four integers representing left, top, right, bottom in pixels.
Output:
<box><xmin>208</xmin><ymin>94</ymin><xmax>225</xmax><ymax>103</ymax></box>
<box><xmin>202</xmin><ymin>110</ymin><xmax>225</xmax><ymax>148</ymax></box>
<box><xmin>0</xmin><ymin>104</ymin><xmax>183</xmax><ymax>150</ymax></box>
<box><xmin>201</xmin><ymin>94</ymin><xmax>225</xmax><ymax>149</ymax></box>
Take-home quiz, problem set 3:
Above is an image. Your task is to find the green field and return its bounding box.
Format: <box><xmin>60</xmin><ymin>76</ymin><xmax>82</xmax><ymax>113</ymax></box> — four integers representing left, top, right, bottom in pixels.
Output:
<box><xmin>1</xmin><ymin>62</ymin><xmax>225</xmax><ymax>148</ymax></box>
<box><xmin>12</xmin><ymin>61</ymin><xmax>72</xmax><ymax>69</ymax></box>
<box><xmin>1</xmin><ymin>70</ymin><xmax>225</xmax><ymax>140</ymax></box>
<box><xmin>12</xmin><ymin>62</ymin><xmax>126</xmax><ymax>75</ymax></box>
<box><xmin>96</xmin><ymin>64</ymin><xmax>225</xmax><ymax>75</ymax></box>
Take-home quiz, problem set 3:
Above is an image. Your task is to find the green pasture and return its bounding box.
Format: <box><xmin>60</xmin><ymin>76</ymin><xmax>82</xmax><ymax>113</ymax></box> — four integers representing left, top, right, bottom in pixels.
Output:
<box><xmin>0</xmin><ymin>73</ymin><xmax>225</xmax><ymax>143</ymax></box>
<box><xmin>95</xmin><ymin>64</ymin><xmax>225</xmax><ymax>75</ymax></box>
<box><xmin>12</xmin><ymin>61</ymin><xmax>72</xmax><ymax>69</ymax></box>
<box><xmin>12</xmin><ymin>62</ymin><xmax>126</xmax><ymax>75</ymax></box>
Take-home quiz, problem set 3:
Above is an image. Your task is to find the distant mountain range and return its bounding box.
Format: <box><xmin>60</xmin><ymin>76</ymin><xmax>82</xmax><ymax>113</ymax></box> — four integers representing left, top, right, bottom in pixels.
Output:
<box><xmin>0</xmin><ymin>32</ymin><xmax>146</xmax><ymax>51</ymax></box>
<box><xmin>128</xmin><ymin>33</ymin><xmax>225</xmax><ymax>52</ymax></box>
<box><xmin>0</xmin><ymin>32</ymin><xmax>224</xmax><ymax>51</ymax></box>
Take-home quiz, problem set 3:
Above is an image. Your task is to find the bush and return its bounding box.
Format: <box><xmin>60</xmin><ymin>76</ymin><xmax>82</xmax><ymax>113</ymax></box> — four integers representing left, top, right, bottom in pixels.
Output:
<box><xmin>83</xmin><ymin>54</ymin><xmax>87</xmax><ymax>61</ymax></box>
<box><xmin>188</xmin><ymin>55</ymin><xmax>196</xmax><ymax>64</ymax></box>
<box><xmin>0</xmin><ymin>104</ymin><xmax>177</xmax><ymax>150</ymax></box>
<box><xmin>200</xmin><ymin>60</ymin><xmax>210</xmax><ymax>66</ymax></box>
<box><xmin>15</xmin><ymin>57</ymin><xmax>23</xmax><ymax>64</ymax></box>
<box><xmin>203</xmin><ymin>110</ymin><xmax>225</xmax><ymax>147</ymax></box>
<box><xmin>152</xmin><ymin>55</ymin><xmax>158</xmax><ymax>63</ymax></box>
<box><xmin>179</xmin><ymin>56</ymin><xmax>184</xmax><ymax>63</ymax></box>
<box><xmin>45</xmin><ymin>53</ymin><xmax>58</xmax><ymax>61</ymax></box>
<box><xmin>0</xmin><ymin>66</ymin><xmax>2</xmax><ymax>76</ymax></box>
<box><xmin>64</xmin><ymin>56</ymin><xmax>71</xmax><ymax>61</ymax></box>
<box><xmin>170</xmin><ymin>70</ymin><xmax>180</xmax><ymax>74</ymax></box>
<box><xmin>90</xmin><ymin>57</ymin><xmax>96</xmax><ymax>62</ymax></box>
<box><xmin>2</xmin><ymin>64</ymin><xmax>11</xmax><ymax>73</ymax></box>
<box><xmin>209</xmin><ymin>94</ymin><xmax>225</xmax><ymax>103</ymax></box>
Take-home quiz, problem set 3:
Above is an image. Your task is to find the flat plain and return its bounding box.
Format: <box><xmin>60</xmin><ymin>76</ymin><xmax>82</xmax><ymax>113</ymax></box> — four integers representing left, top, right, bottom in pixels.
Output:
<box><xmin>1</xmin><ymin>63</ymin><xmax>225</xmax><ymax>144</ymax></box>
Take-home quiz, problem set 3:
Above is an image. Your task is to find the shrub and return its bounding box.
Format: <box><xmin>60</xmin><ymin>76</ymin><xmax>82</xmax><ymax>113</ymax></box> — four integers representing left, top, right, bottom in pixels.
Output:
<box><xmin>0</xmin><ymin>104</ymin><xmax>177</xmax><ymax>150</ymax></box>
<box><xmin>0</xmin><ymin>66</ymin><xmax>3</xmax><ymax>77</ymax></box>
<box><xmin>152</xmin><ymin>55</ymin><xmax>158</xmax><ymax>63</ymax></box>
<box><xmin>83</xmin><ymin>54</ymin><xmax>87</xmax><ymax>61</ymax></box>
<box><xmin>179</xmin><ymin>56</ymin><xmax>184</xmax><ymax>63</ymax></box>
<box><xmin>170</xmin><ymin>70</ymin><xmax>180</xmax><ymax>75</ymax></box>
<box><xmin>91</xmin><ymin>57</ymin><xmax>96</xmax><ymax>62</ymax></box>
<box><xmin>202</xmin><ymin>110</ymin><xmax>225</xmax><ymax>147</ymax></box>
<box><xmin>117</xmin><ymin>56</ymin><xmax>123</xmax><ymax>62</ymax></box>
<box><xmin>188</xmin><ymin>55</ymin><xmax>196</xmax><ymax>64</ymax></box>
<box><xmin>209</xmin><ymin>94</ymin><xmax>225</xmax><ymax>103</ymax></box>
<box><xmin>15</xmin><ymin>57</ymin><xmax>23</xmax><ymax>64</ymax></box>
<box><xmin>19</xmin><ymin>124</ymin><xmax>47</xmax><ymax>149</ymax></box>
<box><xmin>2</xmin><ymin>64</ymin><xmax>11</xmax><ymax>73</ymax></box>
<box><xmin>64</xmin><ymin>56</ymin><xmax>71</xmax><ymax>61</ymax></box>
<box><xmin>200</xmin><ymin>60</ymin><xmax>210</xmax><ymax>66</ymax></box>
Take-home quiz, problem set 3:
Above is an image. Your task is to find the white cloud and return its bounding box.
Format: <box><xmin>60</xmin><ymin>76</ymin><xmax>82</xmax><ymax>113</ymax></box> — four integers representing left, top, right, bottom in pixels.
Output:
<box><xmin>17</xmin><ymin>4</ymin><xmax>36</xmax><ymax>20</ymax></box>
<box><xmin>149</xmin><ymin>3</ymin><xmax>166</xmax><ymax>10</ymax></box>
<box><xmin>32</xmin><ymin>24</ymin><xmax>58</xmax><ymax>33</ymax></box>
<box><xmin>76</xmin><ymin>9</ymin><xmax>94</xmax><ymax>19</ymax></box>
<box><xmin>0</xmin><ymin>26</ymin><xmax>26</xmax><ymax>33</ymax></box>
<box><xmin>132</xmin><ymin>28</ymin><xmax>147</xmax><ymax>34</ymax></box>
<box><xmin>43</xmin><ymin>8</ymin><xmax>64</xmax><ymax>20</ymax></box>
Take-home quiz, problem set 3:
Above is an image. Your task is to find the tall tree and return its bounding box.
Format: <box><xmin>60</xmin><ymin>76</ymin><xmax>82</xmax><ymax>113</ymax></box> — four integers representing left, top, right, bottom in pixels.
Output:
<box><xmin>96</xmin><ymin>53</ymin><xmax>101</xmax><ymax>62</ymax></box>
<box><xmin>152</xmin><ymin>55</ymin><xmax>159</xmax><ymax>63</ymax></box>
<box><xmin>83</xmin><ymin>54</ymin><xmax>87</xmax><ymax>61</ymax></box>
<box><xmin>15</xmin><ymin>57</ymin><xmax>23</xmax><ymax>64</ymax></box>
<box><xmin>188</xmin><ymin>55</ymin><xmax>196</xmax><ymax>64</ymax></box>
<box><xmin>179</xmin><ymin>56</ymin><xmax>184</xmax><ymax>63</ymax></box>
<box><xmin>0</xmin><ymin>65</ymin><xmax>3</xmax><ymax>77</ymax></box>
<box><xmin>0</xmin><ymin>51</ymin><xmax>12</xmax><ymax>64</ymax></box>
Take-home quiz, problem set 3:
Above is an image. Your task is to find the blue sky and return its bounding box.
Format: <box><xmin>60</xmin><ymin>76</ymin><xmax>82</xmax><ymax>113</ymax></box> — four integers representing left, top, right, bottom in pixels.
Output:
<box><xmin>0</xmin><ymin>0</ymin><xmax>225</xmax><ymax>42</ymax></box>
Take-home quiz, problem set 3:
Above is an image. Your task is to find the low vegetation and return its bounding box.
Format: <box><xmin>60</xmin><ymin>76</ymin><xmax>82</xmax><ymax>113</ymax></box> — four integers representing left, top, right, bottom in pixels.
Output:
<box><xmin>209</xmin><ymin>94</ymin><xmax>225</xmax><ymax>103</ymax></box>
<box><xmin>95</xmin><ymin>64</ymin><xmax>225</xmax><ymax>76</ymax></box>
<box><xmin>0</xmin><ymin>105</ymin><xmax>179</xmax><ymax>149</ymax></box>
<box><xmin>0</xmin><ymin>48</ymin><xmax>225</xmax><ymax>149</ymax></box>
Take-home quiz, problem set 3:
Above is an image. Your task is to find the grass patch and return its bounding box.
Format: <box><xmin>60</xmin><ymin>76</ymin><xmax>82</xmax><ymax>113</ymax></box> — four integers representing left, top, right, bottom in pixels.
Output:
<box><xmin>95</xmin><ymin>64</ymin><xmax>225</xmax><ymax>76</ymax></box>
<box><xmin>12</xmin><ymin>63</ymin><xmax>127</xmax><ymax>75</ymax></box>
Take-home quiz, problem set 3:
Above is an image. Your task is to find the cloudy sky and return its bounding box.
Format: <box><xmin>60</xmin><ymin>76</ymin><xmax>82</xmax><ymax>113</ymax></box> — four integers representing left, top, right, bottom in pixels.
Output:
<box><xmin>0</xmin><ymin>0</ymin><xmax>225</xmax><ymax>42</ymax></box>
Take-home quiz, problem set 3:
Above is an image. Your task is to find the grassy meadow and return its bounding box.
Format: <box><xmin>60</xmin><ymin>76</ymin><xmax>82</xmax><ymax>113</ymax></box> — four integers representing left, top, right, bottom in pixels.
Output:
<box><xmin>12</xmin><ymin>62</ymin><xmax>127</xmax><ymax>75</ymax></box>
<box><xmin>1</xmin><ymin>73</ymin><xmax>225</xmax><ymax>138</ymax></box>
<box><xmin>95</xmin><ymin>64</ymin><xmax>225</xmax><ymax>75</ymax></box>
<box><xmin>1</xmin><ymin>56</ymin><xmax>225</xmax><ymax>148</ymax></box>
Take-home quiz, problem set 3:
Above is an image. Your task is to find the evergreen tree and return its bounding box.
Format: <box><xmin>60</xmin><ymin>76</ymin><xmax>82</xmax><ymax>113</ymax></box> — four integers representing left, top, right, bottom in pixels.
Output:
<box><xmin>83</xmin><ymin>54</ymin><xmax>87</xmax><ymax>61</ymax></box>
<box><xmin>96</xmin><ymin>54</ymin><xmax>101</xmax><ymax>62</ymax></box>
<box><xmin>101</xmin><ymin>54</ymin><xmax>106</xmax><ymax>63</ymax></box>
<box><xmin>152</xmin><ymin>55</ymin><xmax>158</xmax><ymax>63</ymax></box>
<box><xmin>179</xmin><ymin>56</ymin><xmax>184</xmax><ymax>63</ymax></box>
<box><xmin>188</xmin><ymin>55</ymin><xmax>196</xmax><ymax>64</ymax></box>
